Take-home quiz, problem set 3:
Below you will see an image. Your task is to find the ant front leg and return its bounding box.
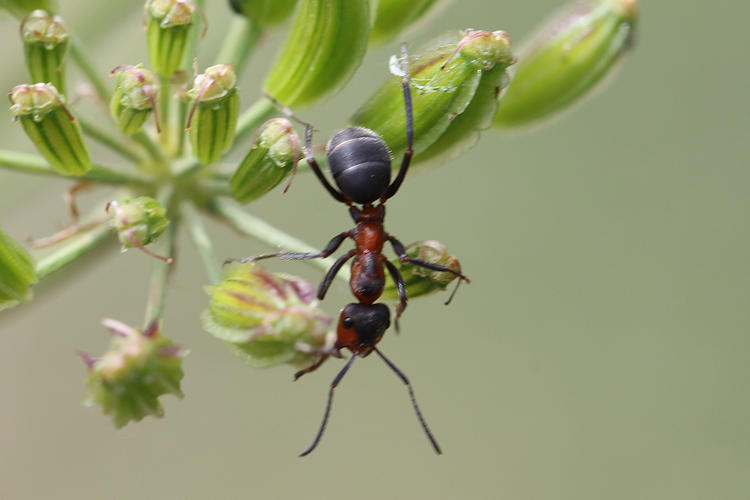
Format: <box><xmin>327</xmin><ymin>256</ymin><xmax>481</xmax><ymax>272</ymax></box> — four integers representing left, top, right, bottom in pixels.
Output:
<box><xmin>384</xmin><ymin>258</ymin><xmax>407</xmax><ymax>332</ymax></box>
<box><xmin>227</xmin><ymin>231</ymin><xmax>351</xmax><ymax>265</ymax></box>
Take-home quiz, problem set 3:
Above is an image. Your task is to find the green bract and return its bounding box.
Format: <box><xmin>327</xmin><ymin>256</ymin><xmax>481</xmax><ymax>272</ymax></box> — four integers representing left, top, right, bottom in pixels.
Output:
<box><xmin>230</xmin><ymin>118</ymin><xmax>300</xmax><ymax>203</ymax></box>
<box><xmin>187</xmin><ymin>64</ymin><xmax>239</xmax><ymax>165</ymax></box>
<box><xmin>229</xmin><ymin>0</ymin><xmax>297</xmax><ymax>27</ymax></box>
<box><xmin>202</xmin><ymin>262</ymin><xmax>333</xmax><ymax>369</ymax></box>
<box><xmin>81</xmin><ymin>319</ymin><xmax>187</xmax><ymax>428</ymax></box>
<box><xmin>21</xmin><ymin>10</ymin><xmax>69</xmax><ymax>95</ymax></box>
<box><xmin>494</xmin><ymin>0</ymin><xmax>638</xmax><ymax>128</ymax></box>
<box><xmin>0</xmin><ymin>0</ymin><xmax>56</xmax><ymax>18</ymax></box>
<box><xmin>382</xmin><ymin>240</ymin><xmax>462</xmax><ymax>301</ymax></box>
<box><xmin>263</xmin><ymin>0</ymin><xmax>369</xmax><ymax>108</ymax></box>
<box><xmin>145</xmin><ymin>0</ymin><xmax>198</xmax><ymax>77</ymax></box>
<box><xmin>8</xmin><ymin>83</ymin><xmax>91</xmax><ymax>176</ymax></box>
<box><xmin>0</xmin><ymin>227</ymin><xmax>37</xmax><ymax>311</ymax></box>
<box><xmin>107</xmin><ymin>196</ymin><xmax>169</xmax><ymax>250</ymax></box>
<box><xmin>352</xmin><ymin>30</ymin><xmax>513</xmax><ymax>164</ymax></box>
<box><xmin>370</xmin><ymin>0</ymin><xmax>440</xmax><ymax>46</ymax></box>
<box><xmin>109</xmin><ymin>65</ymin><xmax>160</xmax><ymax>135</ymax></box>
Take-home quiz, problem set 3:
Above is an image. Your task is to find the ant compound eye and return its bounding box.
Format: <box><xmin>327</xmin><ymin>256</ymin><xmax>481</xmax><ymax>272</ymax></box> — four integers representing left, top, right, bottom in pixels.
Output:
<box><xmin>342</xmin><ymin>317</ymin><xmax>354</xmax><ymax>329</ymax></box>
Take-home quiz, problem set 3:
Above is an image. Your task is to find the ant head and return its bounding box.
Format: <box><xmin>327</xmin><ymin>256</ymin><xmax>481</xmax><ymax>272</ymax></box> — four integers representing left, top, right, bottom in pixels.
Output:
<box><xmin>326</xmin><ymin>127</ymin><xmax>392</xmax><ymax>204</ymax></box>
<box><xmin>336</xmin><ymin>303</ymin><xmax>391</xmax><ymax>356</ymax></box>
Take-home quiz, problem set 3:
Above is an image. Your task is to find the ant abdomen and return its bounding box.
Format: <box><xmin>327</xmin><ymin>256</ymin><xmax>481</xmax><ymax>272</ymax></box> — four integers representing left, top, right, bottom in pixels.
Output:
<box><xmin>326</xmin><ymin>127</ymin><xmax>392</xmax><ymax>204</ymax></box>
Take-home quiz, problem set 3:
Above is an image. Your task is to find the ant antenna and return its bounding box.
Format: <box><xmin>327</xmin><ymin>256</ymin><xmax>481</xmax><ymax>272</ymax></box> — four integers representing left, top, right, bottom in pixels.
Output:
<box><xmin>374</xmin><ymin>348</ymin><xmax>442</xmax><ymax>454</ymax></box>
<box><xmin>299</xmin><ymin>353</ymin><xmax>357</xmax><ymax>457</ymax></box>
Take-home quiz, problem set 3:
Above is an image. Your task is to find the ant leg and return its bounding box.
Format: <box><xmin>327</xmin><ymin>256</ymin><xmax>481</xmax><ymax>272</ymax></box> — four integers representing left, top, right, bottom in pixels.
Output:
<box><xmin>294</xmin><ymin>354</ymin><xmax>330</xmax><ymax>381</ymax></box>
<box><xmin>374</xmin><ymin>348</ymin><xmax>441</xmax><ymax>455</ymax></box>
<box><xmin>226</xmin><ymin>231</ymin><xmax>351</xmax><ymax>264</ymax></box>
<box><xmin>384</xmin><ymin>258</ymin><xmax>407</xmax><ymax>332</ymax></box>
<box><xmin>299</xmin><ymin>353</ymin><xmax>357</xmax><ymax>457</ymax></box>
<box><xmin>317</xmin><ymin>249</ymin><xmax>355</xmax><ymax>300</ymax></box>
<box><xmin>382</xmin><ymin>43</ymin><xmax>414</xmax><ymax>202</ymax></box>
<box><xmin>265</xmin><ymin>94</ymin><xmax>349</xmax><ymax>205</ymax></box>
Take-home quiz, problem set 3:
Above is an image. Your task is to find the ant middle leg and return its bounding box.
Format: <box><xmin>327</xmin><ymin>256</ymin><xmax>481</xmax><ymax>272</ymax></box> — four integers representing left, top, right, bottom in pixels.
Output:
<box><xmin>384</xmin><ymin>258</ymin><xmax>407</xmax><ymax>332</ymax></box>
<box><xmin>226</xmin><ymin>231</ymin><xmax>351</xmax><ymax>265</ymax></box>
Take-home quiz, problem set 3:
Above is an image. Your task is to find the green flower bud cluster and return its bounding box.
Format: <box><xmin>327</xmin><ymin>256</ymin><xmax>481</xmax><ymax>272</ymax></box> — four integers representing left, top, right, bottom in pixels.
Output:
<box><xmin>21</xmin><ymin>9</ymin><xmax>69</xmax><ymax>95</ymax></box>
<box><xmin>382</xmin><ymin>240</ymin><xmax>463</xmax><ymax>301</ymax></box>
<box><xmin>202</xmin><ymin>262</ymin><xmax>333</xmax><ymax>369</ymax></box>
<box><xmin>230</xmin><ymin>118</ymin><xmax>300</xmax><ymax>203</ymax></box>
<box><xmin>109</xmin><ymin>65</ymin><xmax>160</xmax><ymax>135</ymax></box>
<box><xmin>229</xmin><ymin>0</ymin><xmax>297</xmax><ymax>27</ymax></box>
<box><xmin>145</xmin><ymin>0</ymin><xmax>201</xmax><ymax>78</ymax></box>
<box><xmin>107</xmin><ymin>196</ymin><xmax>170</xmax><ymax>253</ymax></box>
<box><xmin>8</xmin><ymin>83</ymin><xmax>91</xmax><ymax>176</ymax></box>
<box><xmin>0</xmin><ymin>227</ymin><xmax>37</xmax><ymax>311</ymax></box>
<box><xmin>81</xmin><ymin>318</ymin><xmax>187</xmax><ymax>428</ymax></box>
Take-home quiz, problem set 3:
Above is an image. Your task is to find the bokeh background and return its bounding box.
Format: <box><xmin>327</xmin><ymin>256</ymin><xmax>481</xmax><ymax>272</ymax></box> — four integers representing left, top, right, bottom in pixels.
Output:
<box><xmin>1</xmin><ymin>1</ymin><xmax>748</xmax><ymax>499</ymax></box>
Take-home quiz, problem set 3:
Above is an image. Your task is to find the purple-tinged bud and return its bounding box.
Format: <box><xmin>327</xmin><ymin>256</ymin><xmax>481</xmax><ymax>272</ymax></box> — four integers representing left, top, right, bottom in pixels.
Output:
<box><xmin>106</xmin><ymin>196</ymin><xmax>171</xmax><ymax>262</ymax></box>
<box><xmin>21</xmin><ymin>10</ymin><xmax>69</xmax><ymax>95</ymax></box>
<box><xmin>382</xmin><ymin>240</ymin><xmax>463</xmax><ymax>300</ymax></box>
<box><xmin>110</xmin><ymin>65</ymin><xmax>160</xmax><ymax>135</ymax></box>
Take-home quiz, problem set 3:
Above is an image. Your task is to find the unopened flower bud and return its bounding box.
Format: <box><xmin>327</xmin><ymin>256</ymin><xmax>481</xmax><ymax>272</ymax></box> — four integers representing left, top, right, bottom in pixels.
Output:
<box><xmin>0</xmin><ymin>0</ymin><xmax>57</xmax><ymax>19</ymax></box>
<box><xmin>230</xmin><ymin>118</ymin><xmax>300</xmax><ymax>203</ymax></box>
<box><xmin>9</xmin><ymin>83</ymin><xmax>91</xmax><ymax>176</ymax></box>
<box><xmin>0</xmin><ymin>227</ymin><xmax>37</xmax><ymax>311</ymax></box>
<box><xmin>352</xmin><ymin>29</ymin><xmax>513</xmax><ymax>162</ymax></box>
<box><xmin>382</xmin><ymin>240</ymin><xmax>463</xmax><ymax>300</ymax></box>
<box><xmin>494</xmin><ymin>0</ymin><xmax>638</xmax><ymax>129</ymax></box>
<box><xmin>229</xmin><ymin>0</ymin><xmax>297</xmax><ymax>27</ymax></box>
<box><xmin>21</xmin><ymin>10</ymin><xmax>69</xmax><ymax>95</ymax></box>
<box><xmin>263</xmin><ymin>0</ymin><xmax>369</xmax><ymax>108</ymax></box>
<box><xmin>81</xmin><ymin>318</ymin><xmax>187</xmax><ymax>428</ymax></box>
<box><xmin>145</xmin><ymin>0</ymin><xmax>201</xmax><ymax>77</ymax></box>
<box><xmin>370</xmin><ymin>0</ymin><xmax>441</xmax><ymax>46</ymax></box>
<box><xmin>107</xmin><ymin>197</ymin><xmax>170</xmax><ymax>258</ymax></box>
<box><xmin>186</xmin><ymin>64</ymin><xmax>239</xmax><ymax>165</ymax></box>
<box><xmin>202</xmin><ymin>262</ymin><xmax>333</xmax><ymax>368</ymax></box>
<box><xmin>109</xmin><ymin>65</ymin><xmax>160</xmax><ymax>135</ymax></box>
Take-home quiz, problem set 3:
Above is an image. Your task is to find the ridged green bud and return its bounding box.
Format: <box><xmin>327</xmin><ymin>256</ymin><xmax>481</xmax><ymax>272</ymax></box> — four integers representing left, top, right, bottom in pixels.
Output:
<box><xmin>370</xmin><ymin>0</ymin><xmax>440</xmax><ymax>46</ymax></box>
<box><xmin>263</xmin><ymin>0</ymin><xmax>369</xmax><ymax>108</ymax></box>
<box><xmin>382</xmin><ymin>240</ymin><xmax>463</xmax><ymax>301</ymax></box>
<box><xmin>202</xmin><ymin>262</ymin><xmax>333</xmax><ymax>369</ymax></box>
<box><xmin>81</xmin><ymin>319</ymin><xmax>187</xmax><ymax>428</ymax></box>
<box><xmin>0</xmin><ymin>0</ymin><xmax>57</xmax><ymax>18</ymax></box>
<box><xmin>229</xmin><ymin>0</ymin><xmax>297</xmax><ymax>27</ymax></box>
<box><xmin>145</xmin><ymin>0</ymin><xmax>199</xmax><ymax>78</ymax></box>
<box><xmin>230</xmin><ymin>118</ymin><xmax>300</xmax><ymax>203</ymax></box>
<box><xmin>109</xmin><ymin>65</ymin><xmax>160</xmax><ymax>135</ymax></box>
<box><xmin>107</xmin><ymin>196</ymin><xmax>169</xmax><ymax>251</ymax></box>
<box><xmin>21</xmin><ymin>10</ymin><xmax>69</xmax><ymax>95</ymax></box>
<box><xmin>0</xmin><ymin>227</ymin><xmax>38</xmax><ymax>311</ymax></box>
<box><xmin>494</xmin><ymin>0</ymin><xmax>638</xmax><ymax>129</ymax></box>
<box><xmin>352</xmin><ymin>29</ymin><xmax>513</xmax><ymax>163</ymax></box>
<box><xmin>187</xmin><ymin>64</ymin><xmax>239</xmax><ymax>165</ymax></box>
<box><xmin>9</xmin><ymin>83</ymin><xmax>91</xmax><ymax>176</ymax></box>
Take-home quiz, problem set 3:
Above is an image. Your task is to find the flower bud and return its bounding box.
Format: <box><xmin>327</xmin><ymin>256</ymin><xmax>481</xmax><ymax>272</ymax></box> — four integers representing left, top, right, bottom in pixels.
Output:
<box><xmin>229</xmin><ymin>0</ymin><xmax>297</xmax><ymax>27</ymax></box>
<box><xmin>186</xmin><ymin>64</ymin><xmax>239</xmax><ymax>165</ymax></box>
<box><xmin>21</xmin><ymin>10</ymin><xmax>69</xmax><ymax>95</ymax></box>
<box><xmin>0</xmin><ymin>0</ymin><xmax>57</xmax><ymax>18</ymax></box>
<box><xmin>107</xmin><ymin>196</ymin><xmax>169</xmax><ymax>252</ymax></box>
<box><xmin>382</xmin><ymin>240</ymin><xmax>463</xmax><ymax>300</ymax></box>
<box><xmin>263</xmin><ymin>0</ymin><xmax>369</xmax><ymax>108</ymax></box>
<box><xmin>352</xmin><ymin>29</ymin><xmax>513</xmax><ymax>162</ymax></box>
<box><xmin>109</xmin><ymin>65</ymin><xmax>160</xmax><ymax>135</ymax></box>
<box><xmin>230</xmin><ymin>118</ymin><xmax>300</xmax><ymax>203</ymax></box>
<box><xmin>202</xmin><ymin>262</ymin><xmax>333</xmax><ymax>369</ymax></box>
<box><xmin>370</xmin><ymin>0</ymin><xmax>440</xmax><ymax>46</ymax></box>
<box><xmin>494</xmin><ymin>0</ymin><xmax>638</xmax><ymax>129</ymax></box>
<box><xmin>8</xmin><ymin>83</ymin><xmax>91</xmax><ymax>176</ymax></box>
<box><xmin>145</xmin><ymin>0</ymin><xmax>200</xmax><ymax>77</ymax></box>
<box><xmin>0</xmin><ymin>227</ymin><xmax>37</xmax><ymax>311</ymax></box>
<box><xmin>81</xmin><ymin>318</ymin><xmax>187</xmax><ymax>428</ymax></box>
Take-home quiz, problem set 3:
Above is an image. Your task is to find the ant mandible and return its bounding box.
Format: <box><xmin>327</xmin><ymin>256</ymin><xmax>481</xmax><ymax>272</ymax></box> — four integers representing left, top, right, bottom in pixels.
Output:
<box><xmin>241</xmin><ymin>44</ymin><xmax>469</xmax><ymax>456</ymax></box>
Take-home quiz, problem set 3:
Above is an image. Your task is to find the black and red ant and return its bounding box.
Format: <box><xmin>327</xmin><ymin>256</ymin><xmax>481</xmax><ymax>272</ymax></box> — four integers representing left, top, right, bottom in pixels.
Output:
<box><xmin>236</xmin><ymin>44</ymin><xmax>469</xmax><ymax>456</ymax></box>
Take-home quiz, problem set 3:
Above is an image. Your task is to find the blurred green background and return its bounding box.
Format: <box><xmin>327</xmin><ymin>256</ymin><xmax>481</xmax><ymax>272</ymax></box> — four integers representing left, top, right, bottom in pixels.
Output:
<box><xmin>1</xmin><ymin>1</ymin><xmax>748</xmax><ymax>499</ymax></box>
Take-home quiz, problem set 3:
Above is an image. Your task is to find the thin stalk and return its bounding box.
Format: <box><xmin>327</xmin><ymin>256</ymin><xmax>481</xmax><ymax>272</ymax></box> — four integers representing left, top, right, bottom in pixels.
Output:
<box><xmin>184</xmin><ymin>203</ymin><xmax>221</xmax><ymax>284</ymax></box>
<box><xmin>69</xmin><ymin>36</ymin><xmax>111</xmax><ymax>103</ymax></box>
<box><xmin>0</xmin><ymin>149</ymin><xmax>153</xmax><ymax>187</ymax></box>
<box><xmin>78</xmin><ymin>117</ymin><xmax>145</xmax><ymax>163</ymax></box>
<box><xmin>35</xmin><ymin>223</ymin><xmax>113</xmax><ymax>279</ymax></box>
<box><xmin>133</xmin><ymin>131</ymin><xmax>167</xmax><ymax>165</ymax></box>
<box><xmin>158</xmin><ymin>79</ymin><xmax>172</xmax><ymax>152</ymax></box>
<box><xmin>214</xmin><ymin>16</ymin><xmax>261</xmax><ymax>77</ymax></box>
<box><xmin>143</xmin><ymin>220</ymin><xmax>177</xmax><ymax>328</ymax></box>
<box><xmin>206</xmin><ymin>198</ymin><xmax>349</xmax><ymax>281</ymax></box>
<box><xmin>229</xmin><ymin>98</ymin><xmax>275</xmax><ymax>153</ymax></box>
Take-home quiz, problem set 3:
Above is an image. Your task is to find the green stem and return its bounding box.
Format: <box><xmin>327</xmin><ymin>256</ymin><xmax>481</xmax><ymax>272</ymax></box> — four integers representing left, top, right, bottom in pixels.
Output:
<box><xmin>133</xmin><ymin>131</ymin><xmax>167</xmax><ymax>165</ymax></box>
<box><xmin>214</xmin><ymin>16</ymin><xmax>261</xmax><ymax>77</ymax></box>
<box><xmin>69</xmin><ymin>36</ymin><xmax>111</xmax><ymax>103</ymax></box>
<box><xmin>35</xmin><ymin>223</ymin><xmax>113</xmax><ymax>279</ymax></box>
<box><xmin>143</xmin><ymin>221</ymin><xmax>177</xmax><ymax>328</ymax></box>
<box><xmin>206</xmin><ymin>198</ymin><xmax>349</xmax><ymax>281</ymax></box>
<box><xmin>0</xmin><ymin>149</ymin><xmax>152</xmax><ymax>186</ymax></box>
<box><xmin>78</xmin><ymin>117</ymin><xmax>145</xmax><ymax>163</ymax></box>
<box><xmin>230</xmin><ymin>98</ymin><xmax>275</xmax><ymax>153</ymax></box>
<box><xmin>184</xmin><ymin>203</ymin><xmax>221</xmax><ymax>284</ymax></box>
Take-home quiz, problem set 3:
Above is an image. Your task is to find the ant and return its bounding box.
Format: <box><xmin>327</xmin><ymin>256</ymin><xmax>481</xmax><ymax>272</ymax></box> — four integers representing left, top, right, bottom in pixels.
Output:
<box><xmin>237</xmin><ymin>44</ymin><xmax>469</xmax><ymax>456</ymax></box>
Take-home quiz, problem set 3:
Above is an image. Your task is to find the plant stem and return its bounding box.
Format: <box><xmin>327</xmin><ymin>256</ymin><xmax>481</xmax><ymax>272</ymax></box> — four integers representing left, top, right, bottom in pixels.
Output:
<box><xmin>206</xmin><ymin>198</ymin><xmax>349</xmax><ymax>281</ymax></box>
<box><xmin>184</xmin><ymin>203</ymin><xmax>221</xmax><ymax>284</ymax></box>
<box><xmin>69</xmin><ymin>36</ymin><xmax>111</xmax><ymax>103</ymax></box>
<box><xmin>143</xmin><ymin>221</ymin><xmax>177</xmax><ymax>328</ymax></box>
<box><xmin>78</xmin><ymin>117</ymin><xmax>145</xmax><ymax>163</ymax></box>
<box><xmin>230</xmin><ymin>98</ymin><xmax>275</xmax><ymax>153</ymax></box>
<box><xmin>133</xmin><ymin>131</ymin><xmax>167</xmax><ymax>165</ymax></box>
<box><xmin>158</xmin><ymin>79</ymin><xmax>172</xmax><ymax>152</ymax></box>
<box><xmin>214</xmin><ymin>16</ymin><xmax>261</xmax><ymax>77</ymax></box>
<box><xmin>35</xmin><ymin>223</ymin><xmax>113</xmax><ymax>279</ymax></box>
<box><xmin>0</xmin><ymin>150</ymin><xmax>152</xmax><ymax>186</ymax></box>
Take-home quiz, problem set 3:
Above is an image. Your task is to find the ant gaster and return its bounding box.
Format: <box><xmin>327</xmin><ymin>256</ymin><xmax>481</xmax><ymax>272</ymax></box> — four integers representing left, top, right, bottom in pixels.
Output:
<box><xmin>241</xmin><ymin>44</ymin><xmax>469</xmax><ymax>456</ymax></box>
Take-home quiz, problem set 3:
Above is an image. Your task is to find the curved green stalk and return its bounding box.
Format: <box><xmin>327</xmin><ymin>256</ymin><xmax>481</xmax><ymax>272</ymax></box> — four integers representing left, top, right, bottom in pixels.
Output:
<box><xmin>35</xmin><ymin>223</ymin><xmax>113</xmax><ymax>279</ymax></box>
